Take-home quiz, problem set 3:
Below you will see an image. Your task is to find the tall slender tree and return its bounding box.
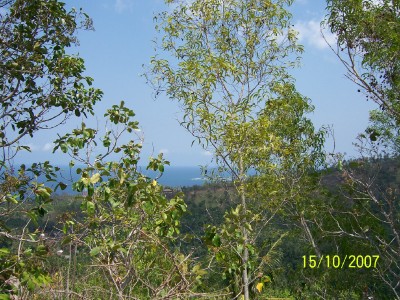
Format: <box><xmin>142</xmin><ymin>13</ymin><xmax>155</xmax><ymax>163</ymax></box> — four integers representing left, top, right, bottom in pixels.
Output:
<box><xmin>148</xmin><ymin>0</ymin><xmax>325</xmax><ymax>298</ymax></box>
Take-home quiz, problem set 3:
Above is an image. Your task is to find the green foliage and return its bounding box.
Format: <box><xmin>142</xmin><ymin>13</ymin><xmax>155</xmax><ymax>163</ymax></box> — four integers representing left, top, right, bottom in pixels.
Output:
<box><xmin>325</xmin><ymin>1</ymin><xmax>400</xmax><ymax>297</ymax></box>
<box><xmin>0</xmin><ymin>0</ymin><xmax>101</xmax><ymax>296</ymax></box>
<box><xmin>0</xmin><ymin>0</ymin><xmax>207</xmax><ymax>298</ymax></box>
<box><xmin>327</xmin><ymin>158</ymin><xmax>400</xmax><ymax>299</ymax></box>
<box><xmin>50</xmin><ymin>102</ymin><xmax>204</xmax><ymax>299</ymax></box>
<box><xmin>358</xmin><ymin>109</ymin><xmax>400</xmax><ymax>156</ymax></box>
<box><xmin>0</xmin><ymin>0</ymin><xmax>102</xmax><ymax>157</ymax></box>
<box><xmin>149</xmin><ymin>1</ymin><xmax>325</xmax><ymax>298</ymax></box>
<box><xmin>149</xmin><ymin>0</ymin><xmax>305</xmax><ymax>154</ymax></box>
<box><xmin>5</xmin><ymin>0</ymin><xmax>400</xmax><ymax>298</ymax></box>
<box><xmin>0</xmin><ymin>161</ymin><xmax>65</xmax><ymax>295</ymax></box>
<box><xmin>326</xmin><ymin>0</ymin><xmax>400</xmax><ymax>122</ymax></box>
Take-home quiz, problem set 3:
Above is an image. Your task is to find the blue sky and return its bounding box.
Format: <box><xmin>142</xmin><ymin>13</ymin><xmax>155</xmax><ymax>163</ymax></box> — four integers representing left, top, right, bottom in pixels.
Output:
<box><xmin>15</xmin><ymin>0</ymin><xmax>378</xmax><ymax>167</ymax></box>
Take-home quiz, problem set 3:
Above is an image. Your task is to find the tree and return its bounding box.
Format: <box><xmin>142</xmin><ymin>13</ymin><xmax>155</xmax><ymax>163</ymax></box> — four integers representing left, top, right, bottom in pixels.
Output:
<box><xmin>0</xmin><ymin>1</ymin><xmax>206</xmax><ymax>298</ymax></box>
<box><xmin>0</xmin><ymin>0</ymin><xmax>101</xmax><ymax>296</ymax></box>
<box><xmin>319</xmin><ymin>1</ymin><xmax>400</xmax><ymax>297</ymax></box>
<box><xmin>148</xmin><ymin>0</ymin><xmax>325</xmax><ymax>298</ymax></box>
<box><xmin>325</xmin><ymin>0</ymin><xmax>400</xmax><ymax>122</ymax></box>
<box><xmin>0</xmin><ymin>0</ymin><xmax>102</xmax><ymax>161</ymax></box>
<box><xmin>46</xmin><ymin>102</ymin><xmax>205</xmax><ymax>299</ymax></box>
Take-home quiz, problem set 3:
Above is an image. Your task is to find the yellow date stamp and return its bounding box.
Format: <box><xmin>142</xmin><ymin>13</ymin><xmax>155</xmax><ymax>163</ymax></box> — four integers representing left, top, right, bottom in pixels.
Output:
<box><xmin>302</xmin><ymin>255</ymin><xmax>380</xmax><ymax>269</ymax></box>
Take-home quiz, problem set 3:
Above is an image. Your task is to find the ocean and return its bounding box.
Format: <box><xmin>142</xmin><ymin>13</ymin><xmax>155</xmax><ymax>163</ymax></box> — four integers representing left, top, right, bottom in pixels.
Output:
<box><xmin>143</xmin><ymin>166</ymin><xmax>206</xmax><ymax>187</ymax></box>
<box><xmin>45</xmin><ymin>165</ymin><xmax>209</xmax><ymax>194</ymax></box>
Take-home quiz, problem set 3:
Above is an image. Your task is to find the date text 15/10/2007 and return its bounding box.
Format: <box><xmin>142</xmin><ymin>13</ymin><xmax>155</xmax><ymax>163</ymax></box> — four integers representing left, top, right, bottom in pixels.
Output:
<box><xmin>302</xmin><ymin>255</ymin><xmax>379</xmax><ymax>269</ymax></box>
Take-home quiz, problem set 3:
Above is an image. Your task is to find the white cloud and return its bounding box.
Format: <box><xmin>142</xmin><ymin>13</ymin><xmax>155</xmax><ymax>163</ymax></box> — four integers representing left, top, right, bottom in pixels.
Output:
<box><xmin>159</xmin><ymin>148</ymin><xmax>169</xmax><ymax>154</ymax></box>
<box><xmin>294</xmin><ymin>19</ymin><xmax>337</xmax><ymax>50</ymax></box>
<box><xmin>24</xmin><ymin>142</ymin><xmax>54</xmax><ymax>152</ymax></box>
<box><xmin>42</xmin><ymin>143</ymin><xmax>54</xmax><ymax>152</ymax></box>
<box><xmin>114</xmin><ymin>0</ymin><xmax>134</xmax><ymax>13</ymax></box>
<box><xmin>202</xmin><ymin>150</ymin><xmax>213</xmax><ymax>156</ymax></box>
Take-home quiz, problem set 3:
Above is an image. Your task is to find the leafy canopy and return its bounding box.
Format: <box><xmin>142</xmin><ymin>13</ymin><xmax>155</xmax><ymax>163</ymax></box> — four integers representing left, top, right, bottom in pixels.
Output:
<box><xmin>149</xmin><ymin>0</ymin><xmax>325</xmax><ymax>298</ymax></box>
<box><xmin>326</xmin><ymin>0</ymin><xmax>400</xmax><ymax>122</ymax></box>
<box><xmin>0</xmin><ymin>0</ymin><xmax>102</xmax><ymax>155</ymax></box>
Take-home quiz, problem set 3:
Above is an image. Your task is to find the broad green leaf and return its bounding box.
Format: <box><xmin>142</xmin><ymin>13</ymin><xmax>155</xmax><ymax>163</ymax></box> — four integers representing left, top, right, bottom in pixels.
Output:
<box><xmin>90</xmin><ymin>173</ymin><xmax>101</xmax><ymax>184</ymax></box>
<box><xmin>90</xmin><ymin>247</ymin><xmax>101</xmax><ymax>256</ymax></box>
<box><xmin>87</xmin><ymin>201</ymin><xmax>95</xmax><ymax>214</ymax></box>
<box><xmin>62</xmin><ymin>236</ymin><xmax>72</xmax><ymax>245</ymax></box>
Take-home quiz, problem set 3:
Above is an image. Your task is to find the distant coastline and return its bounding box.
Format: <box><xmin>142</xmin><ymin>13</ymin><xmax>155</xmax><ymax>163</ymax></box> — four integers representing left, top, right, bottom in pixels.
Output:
<box><xmin>7</xmin><ymin>164</ymin><xmax>239</xmax><ymax>195</ymax></box>
<box><xmin>143</xmin><ymin>166</ymin><xmax>206</xmax><ymax>187</ymax></box>
<box><xmin>24</xmin><ymin>165</ymin><xmax>208</xmax><ymax>194</ymax></box>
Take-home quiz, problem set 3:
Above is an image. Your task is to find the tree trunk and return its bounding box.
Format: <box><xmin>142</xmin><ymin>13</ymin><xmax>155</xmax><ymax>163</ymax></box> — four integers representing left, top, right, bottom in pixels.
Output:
<box><xmin>239</xmin><ymin>157</ymin><xmax>250</xmax><ymax>300</ymax></box>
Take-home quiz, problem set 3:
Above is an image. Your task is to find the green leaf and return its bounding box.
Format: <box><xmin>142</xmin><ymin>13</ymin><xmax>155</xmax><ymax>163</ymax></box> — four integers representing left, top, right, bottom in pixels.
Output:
<box><xmin>60</xmin><ymin>143</ymin><xmax>68</xmax><ymax>153</ymax></box>
<box><xmin>90</xmin><ymin>173</ymin><xmax>101</xmax><ymax>184</ymax></box>
<box><xmin>61</xmin><ymin>236</ymin><xmax>72</xmax><ymax>245</ymax></box>
<box><xmin>212</xmin><ymin>234</ymin><xmax>221</xmax><ymax>247</ymax></box>
<box><xmin>87</xmin><ymin>201</ymin><xmax>95</xmax><ymax>214</ymax></box>
<box><xmin>36</xmin><ymin>245</ymin><xmax>48</xmax><ymax>256</ymax></box>
<box><xmin>63</xmin><ymin>224</ymin><xmax>68</xmax><ymax>234</ymax></box>
<box><xmin>88</xmin><ymin>185</ymin><xmax>94</xmax><ymax>197</ymax></box>
<box><xmin>36</xmin><ymin>188</ymin><xmax>51</xmax><ymax>199</ymax></box>
<box><xmin>0</xmin><ymin>248</ymin><xmax>10</xmax><ymax>257</ymax></box>
<box><xmin>90</xmin><ymin>247</ymin><xmax>101</xmax><ymax>256</ymax></box>
<box><xmin>81</xmin><ymin>177</ymin><xmax>90</xmax><ymax>185</ymax></box>
<box><xmin>0</xmin><ymin>293</ymin><xmax>11</xmax><ymax>300</ymax></box>
<box><xmin>58</xmin><ymin>182</ymin><xmax>67</xmax><ymax>190</ymax></box>
<box><xmin>6</xmin><ymin>195</ymin><xmax>18</xmax><ymax>204</ymax></box>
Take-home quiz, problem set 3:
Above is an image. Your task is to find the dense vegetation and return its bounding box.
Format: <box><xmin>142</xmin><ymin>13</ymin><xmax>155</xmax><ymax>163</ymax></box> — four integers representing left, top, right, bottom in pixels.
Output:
<box><xmin>0</xmin><ymin>0</ymin><xmax>399</xmax><ymax>299</ymax></box>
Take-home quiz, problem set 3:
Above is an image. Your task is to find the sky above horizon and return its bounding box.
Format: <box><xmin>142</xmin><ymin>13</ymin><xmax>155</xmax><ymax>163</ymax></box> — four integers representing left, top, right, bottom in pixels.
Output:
<box><xmin>13</xmin><ymin>0</ymin><xmax>378</xmax><ymax>167</ymax></box>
